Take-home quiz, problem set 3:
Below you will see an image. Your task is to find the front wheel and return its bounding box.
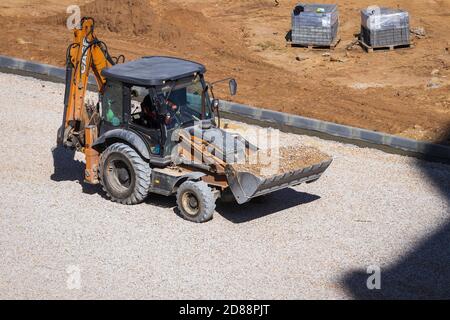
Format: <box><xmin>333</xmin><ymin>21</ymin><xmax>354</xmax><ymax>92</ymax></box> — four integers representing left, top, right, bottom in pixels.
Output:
<box><xmin>176</xmin><ymin>181</ymin><xmax>216</xmax><ymax>223</ymax></box>
<box><xmin>99</xmin><ymin>143</ymin><xmax>151</xmax><ymax>205</ymax></box>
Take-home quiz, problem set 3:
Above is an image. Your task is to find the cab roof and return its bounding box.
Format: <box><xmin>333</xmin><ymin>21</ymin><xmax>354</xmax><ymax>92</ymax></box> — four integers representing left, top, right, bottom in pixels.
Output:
<box><xmin>102</xmin><ymin>56</ymin><xmax>206</xmax><ymax>86</ymax></box>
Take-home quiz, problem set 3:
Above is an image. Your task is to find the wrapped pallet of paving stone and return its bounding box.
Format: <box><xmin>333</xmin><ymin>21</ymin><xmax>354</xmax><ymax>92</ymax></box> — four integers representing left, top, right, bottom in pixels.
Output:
<box><xmin>291</xmin><ymin>3</ymin><xmax>339</xmax><ymax>47</ymax></box>
<box><xmin>361</xmin><ymin>7</ymin><xmax>410</xmax><ymax>47</ymax></box>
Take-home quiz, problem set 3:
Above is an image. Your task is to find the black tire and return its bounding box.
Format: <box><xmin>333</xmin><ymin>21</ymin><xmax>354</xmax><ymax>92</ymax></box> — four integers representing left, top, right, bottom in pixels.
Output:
<box><xmin>99</xmin><ymin>143</ymin><xmax>151</xmax><ymax>205</ymax></box>
<box><xmin>176</xmin><ymin>181</ymin><xmax>216</xmax><ymax>223</ymax></box>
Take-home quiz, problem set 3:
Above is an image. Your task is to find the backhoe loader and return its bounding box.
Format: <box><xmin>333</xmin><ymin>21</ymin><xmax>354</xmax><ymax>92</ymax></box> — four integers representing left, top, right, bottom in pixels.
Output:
<box><xmin>58</xmin><ymin>17</ymin><xmax>332</xmax><ymax>223</ymax></box>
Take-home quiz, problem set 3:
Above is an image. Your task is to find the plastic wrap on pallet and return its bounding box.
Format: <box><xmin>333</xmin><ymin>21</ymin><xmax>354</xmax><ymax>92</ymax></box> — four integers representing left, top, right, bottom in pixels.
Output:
<box><xmin>361</xmin><ymin>7</ymin><xmax>409</xmax><ymax>30</ymax></box>
<box><xmin>360</xmin><ymin>7</ymin><xmax>410</xmax><ymax>47</ymax></box>
<box><xmin>291</xmin><ymin>3</ymin><xmax>339</xmax><ymax>46</ymax></box>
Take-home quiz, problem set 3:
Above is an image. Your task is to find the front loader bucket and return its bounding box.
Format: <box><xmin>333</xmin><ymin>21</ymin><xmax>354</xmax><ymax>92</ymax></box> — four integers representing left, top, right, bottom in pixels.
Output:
<box><xmin>226</xmin><ymin>159</ymin><xmax>332</xmax><ymax>205</ymax></box>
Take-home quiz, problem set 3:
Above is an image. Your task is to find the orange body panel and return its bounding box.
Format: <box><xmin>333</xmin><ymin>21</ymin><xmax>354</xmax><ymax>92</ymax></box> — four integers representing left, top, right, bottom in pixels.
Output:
<box><xmin>84</xmin><ymin>125</ymin><xmax>99</xmax><ymax>184</ymax></box>
<box><xmin>63</xmin><ymin>18</ymin><xmax>116</xmax><ymax>184</ymax></box>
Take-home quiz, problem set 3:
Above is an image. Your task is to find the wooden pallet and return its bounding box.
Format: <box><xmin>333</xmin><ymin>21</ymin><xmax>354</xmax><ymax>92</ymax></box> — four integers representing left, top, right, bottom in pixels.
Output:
<box><xmin>292</xmin><ymin>37</ymin><xmax>341</xmax><ymax>50</ymax></box>
<box><xmin>359</xmin><ymin>39</ymin><xmax>412</xmax><ymax>53</ymax></box>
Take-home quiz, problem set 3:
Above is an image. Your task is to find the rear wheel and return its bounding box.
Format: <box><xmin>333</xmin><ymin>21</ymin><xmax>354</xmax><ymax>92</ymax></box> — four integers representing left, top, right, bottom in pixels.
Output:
<box><xmin>99</xmin><ymin>143</ymin><xmax>151</xmax><ymax>205</ymax></box>
<box><xmin>176</xmin><ymin>181</ymin><xmax>216</xmax><ymax>223</ymax></box>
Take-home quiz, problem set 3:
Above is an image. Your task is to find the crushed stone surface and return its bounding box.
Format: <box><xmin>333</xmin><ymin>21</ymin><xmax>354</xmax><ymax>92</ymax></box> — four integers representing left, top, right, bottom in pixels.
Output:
<box><xmin>1</xmin><ymin>73</ymin><xmax>449</xmax><ymax>299</ymax></box>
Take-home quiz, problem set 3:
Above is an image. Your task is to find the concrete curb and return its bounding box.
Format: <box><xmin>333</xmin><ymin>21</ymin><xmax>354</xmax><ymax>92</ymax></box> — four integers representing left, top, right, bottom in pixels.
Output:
<box><xmin>0</xmin><ymin>55</ymin><xmax>97</xmax><ymax>85</ymax></box>
<box><xmin>1</xmin><ymin>55</ymin><xmax>449</xmax><ymax>160</ymax></box>
<box><xmin>219</xmin><ymin>101</ymin><xmax>450</xmax><ymax>160</ymax></box>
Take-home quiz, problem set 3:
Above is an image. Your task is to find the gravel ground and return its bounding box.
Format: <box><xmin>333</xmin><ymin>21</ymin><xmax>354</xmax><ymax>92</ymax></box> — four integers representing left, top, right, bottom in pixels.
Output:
<box><xmin>0</xmin><ymin>73</ymin><xmax>449</xmax><ymax>300</ymax></box>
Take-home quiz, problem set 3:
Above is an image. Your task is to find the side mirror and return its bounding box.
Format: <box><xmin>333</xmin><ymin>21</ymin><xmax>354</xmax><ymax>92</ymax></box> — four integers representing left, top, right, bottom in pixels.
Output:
<box><xmin>229</xmin><ymin>79</ymin><xmax>237</xmax><ymax>96</ymax></box>
<box><xmin>212</xmin><ymin>99</ymin><xmax>220</xmax><ymax>110</ymax></box>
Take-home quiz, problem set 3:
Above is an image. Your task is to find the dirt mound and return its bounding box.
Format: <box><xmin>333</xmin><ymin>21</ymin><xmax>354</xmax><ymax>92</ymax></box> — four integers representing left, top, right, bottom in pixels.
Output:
<box><xmin>46</xmin><ymin>0</ymin><xmax>216</xmax><ymax>43</ymax></box>
<box><xmin>46</xmin><ymin>0</ymin><xmax>155</xmax><ymax>36</ymax></box>
<box><xmin>82</xmin><ymin>0</ymin><xmax>155</xmax><ymax>35</ymax></box>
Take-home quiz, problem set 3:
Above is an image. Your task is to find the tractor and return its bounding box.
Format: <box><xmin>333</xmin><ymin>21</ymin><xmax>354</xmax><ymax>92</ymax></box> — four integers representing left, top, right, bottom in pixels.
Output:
<box><xmin>58</xmin><ymin>17</ymin><xmax>332</xmax><ymax>223</ymax></box>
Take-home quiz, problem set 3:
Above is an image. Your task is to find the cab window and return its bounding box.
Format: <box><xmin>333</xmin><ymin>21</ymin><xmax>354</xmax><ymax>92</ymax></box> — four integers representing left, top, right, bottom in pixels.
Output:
<box><xmin>102</xmin><ymin>80</ymin><xmax>123</xmax><ymax>127</ymax></box>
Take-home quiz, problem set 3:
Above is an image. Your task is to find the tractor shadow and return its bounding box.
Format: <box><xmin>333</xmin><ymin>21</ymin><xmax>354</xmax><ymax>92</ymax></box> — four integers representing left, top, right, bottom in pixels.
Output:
<box><xmin>341</xmin><ymin>135</ymin><xmax>450</xmax><ymax>299</ymax></box>
<box><xmin>145</xmin><ymin>188</ymin><xmax>320</xmax><ymax>224</ymax></box>
<box><xmin>145</xmin><ymin>193</ymin><xmax>177</xmax><ymax>209</ymax></box>
<box><xmin>50</xmin><ymin>146</ymin><xmax>319</xmax><ymax>222</ymax></box>
<box><xmin>50</xmin><ymin>146</ymin><xmax>101</xmax><ymax>196</ymax></box>
<box><xmin>216</xmin><ymin>189</ymin><xmax>320</xmax><ymax>224</ymax></box>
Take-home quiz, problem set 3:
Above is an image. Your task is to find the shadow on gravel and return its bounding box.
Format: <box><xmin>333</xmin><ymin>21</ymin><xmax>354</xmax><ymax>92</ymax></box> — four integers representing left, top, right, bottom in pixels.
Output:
<box><xmin>51</xmin><ymin>146</ymin><xmax>319</xmax><ymax>223</ymax></box>
<box><xmin>145</xmin><ymin>193</ymin><xmax>177</xmax><ymax>209</ymax></box>
<box><xmin>51</xmin><ymin>146</ymin><xmax>100</xmax><ymax>195</ymax></box>
<box><xmin>216</xmin><ymin>189</ymin><xmax>320</xmax><ymax>224</ymax></box>
<box><xmin>341</xmin><ymin>138</ymin><xmax>450</xmax><ymax>299</ymax></box>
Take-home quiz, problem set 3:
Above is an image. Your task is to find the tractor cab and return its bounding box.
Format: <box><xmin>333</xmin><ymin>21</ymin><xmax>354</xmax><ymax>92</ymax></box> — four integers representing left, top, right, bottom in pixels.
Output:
<box><xmin>100</xmin><ymin>56</ymin><xmax>218</xmax><ymax>163</ymax></box>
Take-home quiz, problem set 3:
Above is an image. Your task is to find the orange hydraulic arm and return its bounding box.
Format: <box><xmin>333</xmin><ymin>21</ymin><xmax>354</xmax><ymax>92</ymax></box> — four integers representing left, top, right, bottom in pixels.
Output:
<box><xmin>61</xmin><ymin>17</ymin><xmax>120</xmax><ymax>147</ymax></box>
<box><xmin>59</xmin><ymin>17</ymin><xmax>124</xmax><ymax>184</ymax></box>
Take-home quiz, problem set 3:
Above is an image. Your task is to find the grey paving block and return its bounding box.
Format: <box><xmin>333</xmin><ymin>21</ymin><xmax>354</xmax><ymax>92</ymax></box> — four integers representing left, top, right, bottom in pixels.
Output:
<box><xmin>220</xmin><ymin>101</ymin><xmax>255</xmax><ymax>117</ymax></box>
<box><xmin>260</xmin><ymin>109</ymin><xmax>286</xmax><ymax>124</ymax></box>
<box><xmin>324</xmin><ymin>122</ymin><xmax>353</xmax><ymax>138</ymax></box>
<box><xmin>358</xmin><ymin>129</ymin><xmax>385</xmax><ymax>145</ymax></box>
<box><xmin>289</xmin><ymin>115</ymin><xmax>321</xmax><ymax>131</ymax></box>
<box><xmin>389</xmin><ymin>136</ymin><xmax>420</xmax><ymax>151</ymax></box>
<box><xmin>291</xmin><ymin>3</ymin><xmax>339</xmax><ymax>46</ymax></box>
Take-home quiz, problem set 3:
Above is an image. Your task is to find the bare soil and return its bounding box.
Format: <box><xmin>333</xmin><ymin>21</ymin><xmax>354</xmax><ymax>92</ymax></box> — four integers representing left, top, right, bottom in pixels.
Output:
<box><xmin>1</xmin><ymin>0</ymin><xmax>449</xmax><ymax>142</ymax></box>
<box><xmin>233</xmin><ymin>146</ymin><xmax>331</xmax><ymax>177</ymax></box>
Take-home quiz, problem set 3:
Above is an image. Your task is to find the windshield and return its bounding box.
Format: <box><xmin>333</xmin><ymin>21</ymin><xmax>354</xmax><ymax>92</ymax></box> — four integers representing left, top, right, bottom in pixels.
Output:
<box><xmin>161</xmin><ymin>79</ymin><xmax>213</xmax><ymax>129</ymax></box>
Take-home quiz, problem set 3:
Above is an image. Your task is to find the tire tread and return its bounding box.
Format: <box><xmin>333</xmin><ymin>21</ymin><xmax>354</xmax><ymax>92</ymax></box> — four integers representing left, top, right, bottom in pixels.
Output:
<box><xmin>99</xmin><ymin>143</ymin><xmax>151</xmax><ymax>205</ymax></box>
<box><xmin>176</xmin><ymin>181</ymin><xmax>215</xmax><ymax>223</ymax></box>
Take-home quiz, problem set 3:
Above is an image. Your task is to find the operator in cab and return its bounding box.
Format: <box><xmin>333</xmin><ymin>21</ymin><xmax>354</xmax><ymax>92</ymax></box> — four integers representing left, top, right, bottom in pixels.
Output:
<box><xmin>136</xmin><ymin>95</ymin><xmax>158</xmax><ymax>128</ymax></box>
<box><xmin>138</xmin><ymin>93</ymin><xmax>180</xmax><ymax>128</ymax></box>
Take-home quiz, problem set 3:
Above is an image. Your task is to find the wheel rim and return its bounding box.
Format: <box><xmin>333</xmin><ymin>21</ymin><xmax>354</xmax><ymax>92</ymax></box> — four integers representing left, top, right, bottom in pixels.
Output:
<box><xmin>181</xmin><ymin>191</ymin><xmax>200</xmax><ymax>216</ymax></box>
<box><xmin>107</xmin><ymin>159</ymin><xmax>132</xmax><ymax>192</ymax></box>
